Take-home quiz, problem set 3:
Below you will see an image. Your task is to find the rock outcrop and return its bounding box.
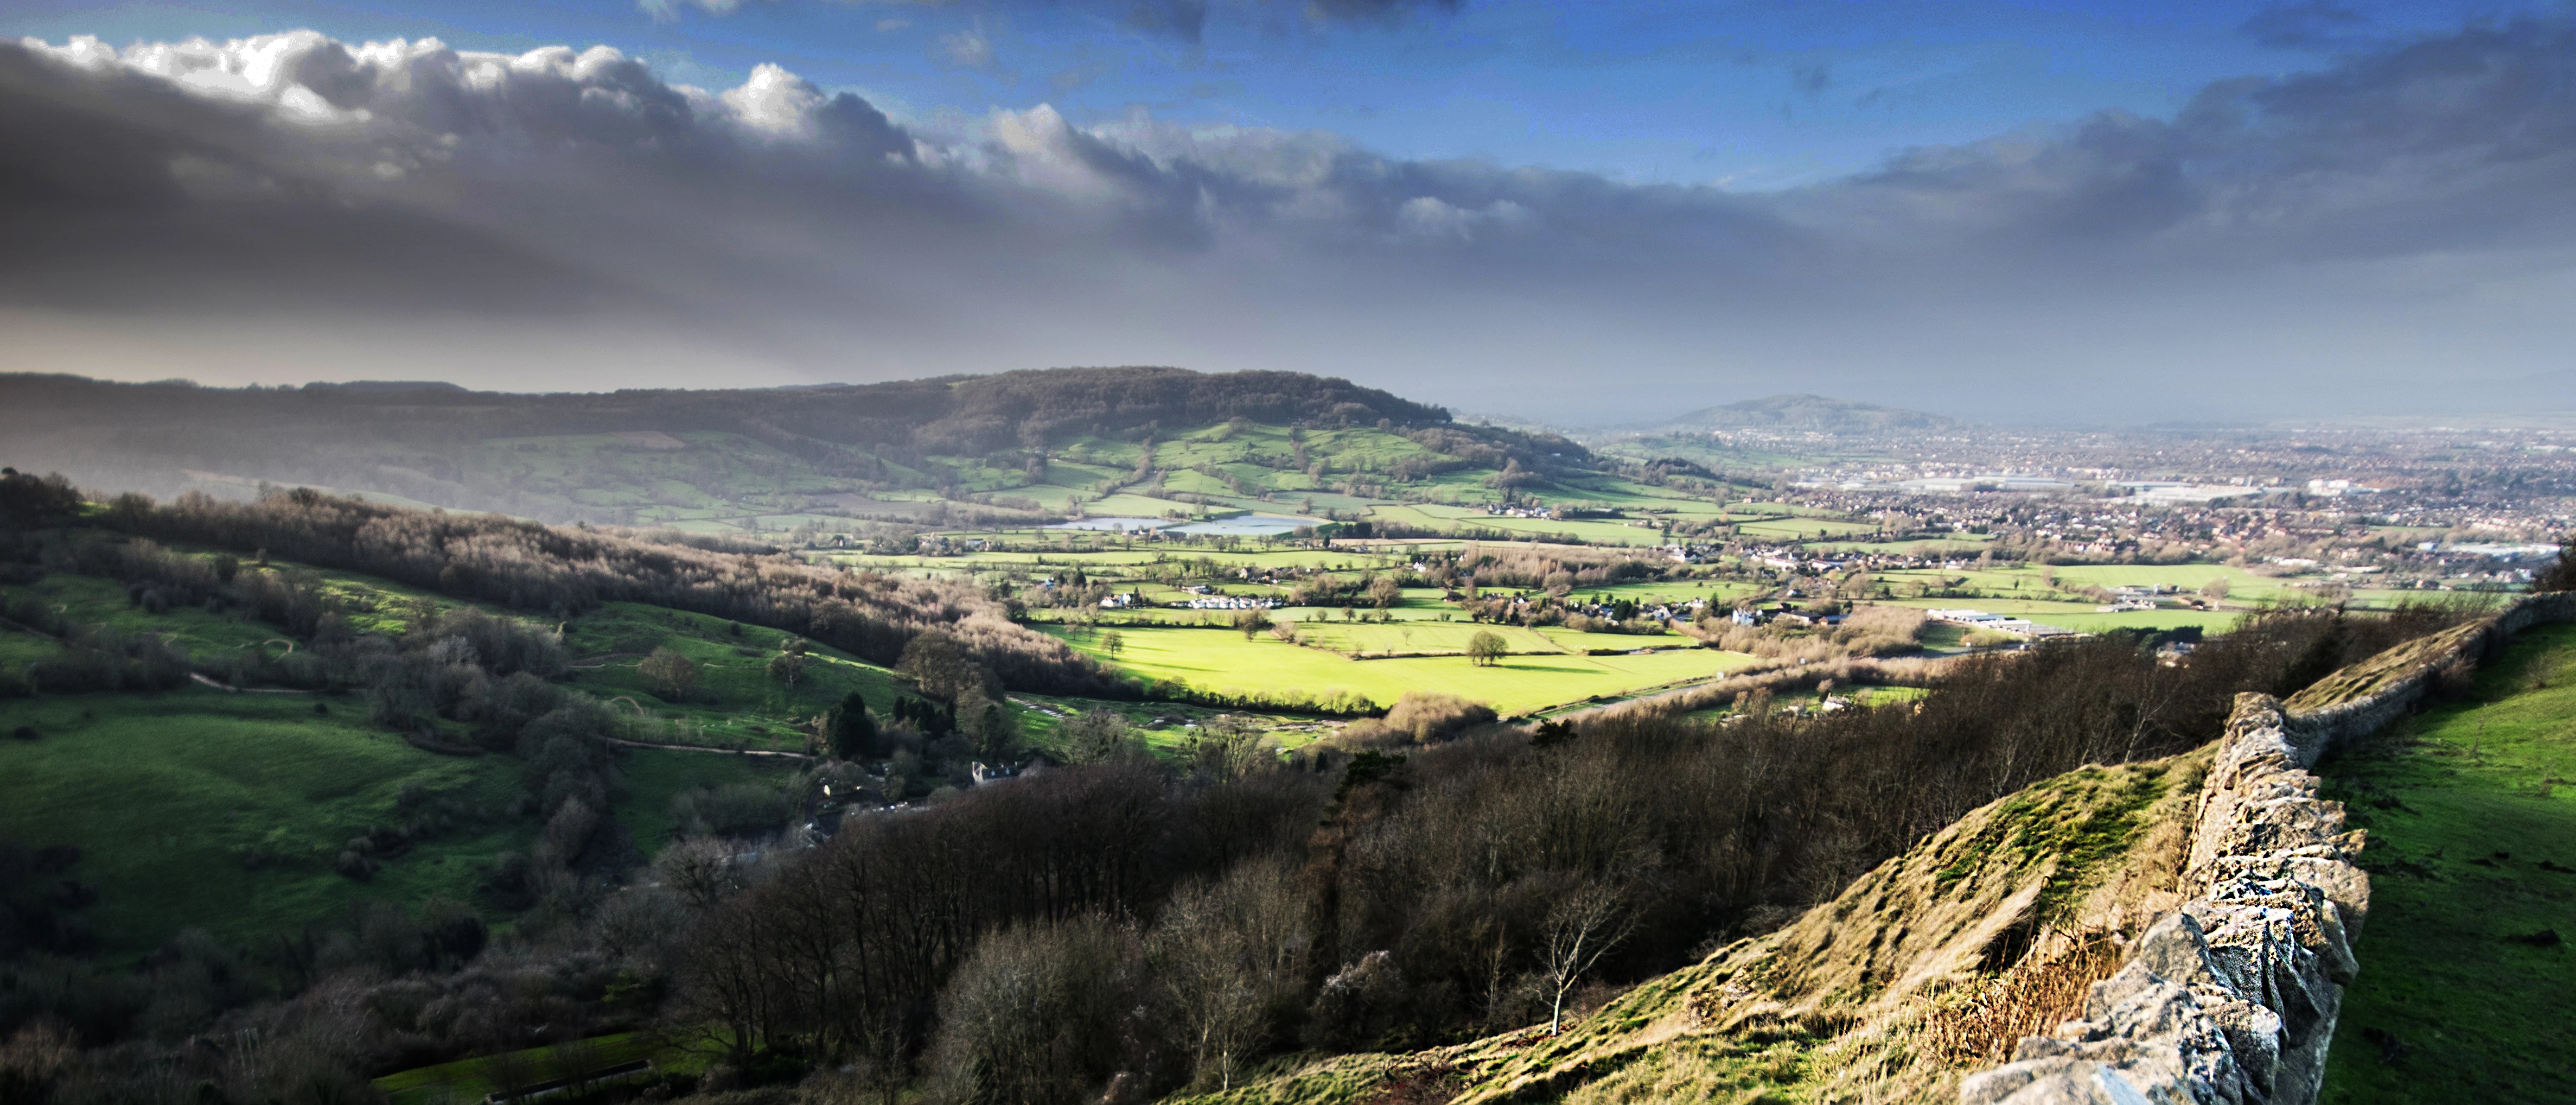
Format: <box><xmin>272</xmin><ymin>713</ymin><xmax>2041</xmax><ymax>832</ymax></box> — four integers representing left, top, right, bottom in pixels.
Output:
<box><xmin>1959</xmin><ymin>592</ymin><xmax>2576</xmax><ymax>1105</ymax></box>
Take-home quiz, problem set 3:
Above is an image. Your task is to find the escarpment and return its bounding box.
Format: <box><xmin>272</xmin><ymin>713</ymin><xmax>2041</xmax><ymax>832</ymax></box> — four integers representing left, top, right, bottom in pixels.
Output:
<box><xmin>1183</xmin><ymin>595</ymin><xmax>2576</xmax><ymax>1105</ymax></box>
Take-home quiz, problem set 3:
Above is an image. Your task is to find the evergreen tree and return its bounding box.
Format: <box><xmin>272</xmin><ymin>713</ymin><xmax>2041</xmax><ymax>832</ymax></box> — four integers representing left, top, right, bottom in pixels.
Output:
<box><xmin>830</xmin><ymin>692</ymin><xmax>879</xmax><ymax>760</ymax></box>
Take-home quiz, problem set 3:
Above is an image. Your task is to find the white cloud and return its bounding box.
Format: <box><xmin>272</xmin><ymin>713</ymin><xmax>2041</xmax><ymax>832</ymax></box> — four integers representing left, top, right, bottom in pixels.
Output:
<box><xmin>939</xmin><ymin>27</ymin><xmax>995</xmax><ymax>68</ymax></box>
<box><xmin>9</xmin><ymin>23</ymin><xmax>2576</xmax><ymax>421</ymax></box>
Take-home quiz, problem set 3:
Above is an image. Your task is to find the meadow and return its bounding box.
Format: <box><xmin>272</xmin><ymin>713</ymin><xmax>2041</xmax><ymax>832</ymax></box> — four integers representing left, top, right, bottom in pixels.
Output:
<box><xmin>0</xmin><ymin>556</ymin><xmax>939</xmax><ymax>955</ymax></box>
<box><xmin>1047</xmin><ymin>624</ymin><xmax>1757</xmax><ymax>715</ymax></box>
<box><xmin>1882</xmin><ymin>596</ymin><xmax>2245</xmax><ymax>634</ymax></box>
<box><xmin>0</xmin><ymin>688</ymin><xmax>529</xmax><ymax>957</ymax></box>
<box><xmin>557</xmin><ymin>601</ymin><xmax>930</xmax><ymax>752</ymax></box>
<box><xmin>2320</xmin><ymin>621</ymin><xmax>2576</xmax><ymax>1102</ymax></box>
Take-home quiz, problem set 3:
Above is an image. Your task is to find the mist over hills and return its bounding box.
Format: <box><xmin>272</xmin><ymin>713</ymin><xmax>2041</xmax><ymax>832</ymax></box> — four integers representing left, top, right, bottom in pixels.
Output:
<box><xmin>0</xmin><ymin>367</ymin><xmax>1579</xmax><ymax>524</ymax></box>
<box><xmin>1638</xmin><ymin>394</ymin><xmax>1968</xmax><ymax>436</ymax></box>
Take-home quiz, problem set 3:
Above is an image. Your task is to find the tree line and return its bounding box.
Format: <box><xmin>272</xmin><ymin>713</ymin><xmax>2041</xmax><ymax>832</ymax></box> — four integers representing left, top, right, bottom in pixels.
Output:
<box><xmin>90</xmin><ymin>487</ymin><xmax>1124</xmax><ymax>697</ymax></box>
<box><xmin>634</xmin><ymin>603</ymin><xmax>2468</xmax><ymax>1102</ymax></box>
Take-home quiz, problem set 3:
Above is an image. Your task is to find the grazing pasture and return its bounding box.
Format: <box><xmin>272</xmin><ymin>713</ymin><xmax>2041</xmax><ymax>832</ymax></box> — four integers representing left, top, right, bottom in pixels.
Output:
<box><xmin>0</xmin><ymin>688</ymin><xmax>527</xmax><ymax>957</ymax></box>
<box><xmin>1048</xmin><ymin>624</ymin><xmax>1757</xmax><ymax>715</ymax></box>
<box><xmin>2322</xmin><ymin>622</ymin><xmax>2576</xmax><ymax>1102</ymax></box>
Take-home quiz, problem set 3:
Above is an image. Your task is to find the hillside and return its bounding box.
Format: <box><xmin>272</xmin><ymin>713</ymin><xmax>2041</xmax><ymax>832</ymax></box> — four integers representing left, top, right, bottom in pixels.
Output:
<box><xmin>0</xmin><ymin>370</ymin><xmax>1596</xmax><ymax>531</ymax></box>
<box><xmin>1177</xmin><ymin>752</ymin><xmax>2208</xmax><ymax>1105</ymax></box>
<box><xmin>1645</xmin><ymin>395</ymin><xmax>1965</xmax><ymax>436</ymax></box>
<box><xmin>2319</xmin><ymin>620</ymin><xmax>2576</xmax><ymax>1100</ymax></box>
<box><xmin>0</xmin><ymin>507</ymin><xmax>1089</xmax><ymax>956</ymax></box>
<box><xmin>1176</xmin><ymin>599</ymin><xmax>2572</xmax><ymax>1105</ymax></box>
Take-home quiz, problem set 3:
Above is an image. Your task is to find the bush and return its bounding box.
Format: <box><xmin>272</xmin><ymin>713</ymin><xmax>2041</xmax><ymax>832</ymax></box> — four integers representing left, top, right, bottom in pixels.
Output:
<box><xmin>1331</xmin><ymin>692</ymin><xmax>1498</xmax><ymax>747</ymax></box>
<box><xmin>673</xmin><ymin>784</ymin><xmax>796</xmax><ymax>840</ymax></box>
<box><xmin>924</xmin><ymin>916</ymin><xmax>1143</xmax><ymax>1105</ymax></box>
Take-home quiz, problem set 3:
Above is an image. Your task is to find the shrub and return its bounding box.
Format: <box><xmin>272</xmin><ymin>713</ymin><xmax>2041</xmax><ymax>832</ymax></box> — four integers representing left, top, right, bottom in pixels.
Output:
<box><xmin>1331</xmin><ymin>692</ymin><xmax>1499</xmax><ymax>747</ymax></box>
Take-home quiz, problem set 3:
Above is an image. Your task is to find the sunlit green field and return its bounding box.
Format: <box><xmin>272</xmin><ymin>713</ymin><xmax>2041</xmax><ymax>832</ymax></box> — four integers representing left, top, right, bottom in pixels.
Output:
<box><xmin>2046</xmin><ymin>563</ymin><xmax>2299</xmax><ymax>600</ymax></box>
<box><xmin>1879</xmin><ymin>596</ymin><xmax>2239</xmax><ymax>634</ymax></box>
<box><xmin>2322</xmin><ymin>622</ymin><xmax>2576</xmax><ymax>1102</ymax></box>
<box><xmin>1049</xmin><ymin>625</ymin><xmax>1756</xmax><ymax>715</ymax></box>
<box><xmin>1259</xmin><ymin>619</ymin><xmax>1697</xmax><ymax>657</ymax></box>
<box><xmin>1734</xmin><ymin>517</ymin><xmax>1879</xmax><ymax>541</ymax></box>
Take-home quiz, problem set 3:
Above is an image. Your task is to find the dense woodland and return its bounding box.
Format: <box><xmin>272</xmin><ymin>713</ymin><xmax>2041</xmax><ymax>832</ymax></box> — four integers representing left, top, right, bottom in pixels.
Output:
<box><xmin>0</xmin><ymin>460</ymin><xmax>2480</xmax><ymax>1105</ymax></box>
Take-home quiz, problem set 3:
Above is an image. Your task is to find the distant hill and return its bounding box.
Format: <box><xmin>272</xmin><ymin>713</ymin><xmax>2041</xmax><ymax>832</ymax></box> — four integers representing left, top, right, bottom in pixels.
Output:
<box><xmin>1646</xmin><ymin>393</ymin><xmax>1965</xmax><ymax>435</ymax></box>
<box><xmin>0</xmin><ymin>368</ymin><xmax>1584</xmax><ymax>527</ymax></box>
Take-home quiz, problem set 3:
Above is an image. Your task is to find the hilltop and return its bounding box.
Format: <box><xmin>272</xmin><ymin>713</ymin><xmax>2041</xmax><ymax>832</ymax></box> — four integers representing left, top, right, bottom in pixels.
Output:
<box><xmin>1645</xmin><ymin>394</ymin><xmax>1966</xmax><ymax>436</ymax></box>
<box><xmin>0</xmin><ymin>369</ymin><xmax>1592</xmax><ymax>529</ymax></box>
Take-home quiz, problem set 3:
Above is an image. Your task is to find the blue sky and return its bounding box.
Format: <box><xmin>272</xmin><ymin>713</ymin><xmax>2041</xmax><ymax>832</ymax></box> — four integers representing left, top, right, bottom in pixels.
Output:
<box><xmin>5</xmin><ymin>0</ymin><xmax>2534</xmax><ymax>187</ymax></box>
<box><xmin>8</xmin><ymin>2</ymin><xmax>2576</xmax><ymax>422</ymax></box>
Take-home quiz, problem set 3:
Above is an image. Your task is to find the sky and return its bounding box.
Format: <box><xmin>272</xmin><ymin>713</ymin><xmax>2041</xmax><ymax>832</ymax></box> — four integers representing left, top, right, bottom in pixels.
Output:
<box><xmin>5</xmin><ymin>0</ymin><xmax>2576</xmax><ymax>424</ymax></box>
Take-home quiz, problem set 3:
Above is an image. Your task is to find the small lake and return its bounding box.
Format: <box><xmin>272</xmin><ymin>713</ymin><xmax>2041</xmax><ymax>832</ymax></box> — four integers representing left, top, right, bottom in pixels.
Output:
<box><xmin>1046</xmin><ymin>517</ymin><xmax>1168</xmax><ymax>531</ymax></box>
<box><xmin>1164</xmin><ymin>513</ymin><xmax>1312</xmax><ymax>536</ymax></box>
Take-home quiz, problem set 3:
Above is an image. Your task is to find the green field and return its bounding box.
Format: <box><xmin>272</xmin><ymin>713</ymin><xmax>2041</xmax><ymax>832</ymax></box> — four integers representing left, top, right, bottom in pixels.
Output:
<box><xmin>1263</xmin><ymin>619</ymin><xmax>1694</xmax><ymax>658</ymax></box>
<box><xmin>1882</xmin><ymin>596</ymin><xmax>2231</xmax><ymax>633</ymax></box>
<box><xmin>0</xmin><ymin>688</ymin><xmax>530</xmax><ymax>957</ymax></box>
<box><xmin>1051</xmin><ymin>625</ymin><xmax>1756</xmax><ymax>715</ymax></box>
<box><xmin>0</xmin><ymin>560</ymin><xmax>949</xmax><ymax>957</ymax></box>
<box><xmin>374</xmin><ymin>1031</ymin><xmax>696</xmax><ymax>1105</ymax></box>
<box><xmin>615</xmin><ymin>748</ymin><xmax>801</xmax><ymax>857</ymax></box>
<box><xmin>559</xmin><ymin>602</ymin><xmax>926</xmax><ymax>752</ymax></box>
<box><xmin>2322</xmin><ymin>621</ymin><xmax>2576</xmax><ymax>1102</ymax></box>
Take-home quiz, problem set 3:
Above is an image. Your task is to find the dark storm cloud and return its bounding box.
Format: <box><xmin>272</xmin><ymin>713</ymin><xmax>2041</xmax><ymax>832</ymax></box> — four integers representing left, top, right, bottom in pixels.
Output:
<box><xmin>9</xmin><ymin>20</ymin><xmax>2576</xmax><ymax>420</ymax></box>
<box><xmin>1818</xmin><ymin>20</ymin><xmax>2576</xmax><ymax>264</ymax></box>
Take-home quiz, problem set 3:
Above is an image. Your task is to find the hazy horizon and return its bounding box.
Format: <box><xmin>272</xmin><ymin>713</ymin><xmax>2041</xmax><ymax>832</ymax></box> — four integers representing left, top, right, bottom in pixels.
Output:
<box><xmin>10</xmin><ymin>2</ymin><xmax>2576</xmax><ymax>424</ymax></box>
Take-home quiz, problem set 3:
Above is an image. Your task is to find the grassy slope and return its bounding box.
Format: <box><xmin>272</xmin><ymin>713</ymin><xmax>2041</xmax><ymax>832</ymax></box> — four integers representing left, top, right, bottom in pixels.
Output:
<box><xmin>0</xmin><ymin>688</ymin><xmax>528</xmax><ymax>957</ymax></box>
<box><xmin>0</xmin><ymin>553</ymin><xmax>941</xmax><ymax>956</ymax></box>
<box><xmin>558</xmin><ymin>601</ymin><xmax>920</xmax><ymax>753</ymax></box>
<box><xmin>2320</xmin><ymin>621</ymin><xmax>2576</xmax><ymax>1103</ymax></box>
<box><xmin>1181</xmin><ymin>752</ymin><xmax>2207</xmax><ymax>1105</ymax></box>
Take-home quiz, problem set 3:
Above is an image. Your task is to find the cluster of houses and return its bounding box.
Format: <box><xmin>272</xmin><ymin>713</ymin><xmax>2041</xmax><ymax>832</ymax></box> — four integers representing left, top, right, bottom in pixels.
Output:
<box><xmin>1089</xmin><ymin>588</ymin><xmax>1276</xmax><ymax>611</ymax></box>
<box><xmin>2096</xmin><ymin>583</ymin><xmax>2178</xmax><ymax>612</ymax></box>
<box><xmin>1173</xmin><ymin>584</ymin><xmax>1276</xmax><ymax>609</ymax></box>
<box><xmin>1726</xmin><ymin>605</ymin><xmax>1846</xmax><ymax>628</ymax></box>
<box><xmin>1565</xmin><ymin>595</ymin><xmax>1710</xmax><ymax>624</ymax></box>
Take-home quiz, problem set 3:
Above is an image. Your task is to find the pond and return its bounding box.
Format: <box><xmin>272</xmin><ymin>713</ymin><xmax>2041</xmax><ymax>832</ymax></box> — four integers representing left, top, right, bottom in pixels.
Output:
<box><xmin>1164</xmin><ymin>513</ymin><xmax>1313</xmax><ymax>536</ymax></box>
<box><xmin>1045</xmin><ymin>517</ymin><xmax>1169</xmax><ymax>532</ymax></box>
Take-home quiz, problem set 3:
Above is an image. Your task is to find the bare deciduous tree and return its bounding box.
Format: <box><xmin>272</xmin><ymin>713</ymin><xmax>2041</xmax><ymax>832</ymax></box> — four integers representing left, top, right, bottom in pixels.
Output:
<box><xmin>639</xmin><ymin>646</ymin><xmax>699</xmax><ymax>701</ymax></box>
<box><xmin>1540</xmin><ymin>879</ymin><xmax>1637</xmax><ymax>1034</ymax></box>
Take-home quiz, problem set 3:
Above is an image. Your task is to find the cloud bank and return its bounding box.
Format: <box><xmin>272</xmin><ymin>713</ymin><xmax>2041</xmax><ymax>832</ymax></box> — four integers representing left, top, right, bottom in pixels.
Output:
<box><xmin>7</xmin><ymin>22</ymin><xmax>2576</xmax><ymax>421</ymax></box>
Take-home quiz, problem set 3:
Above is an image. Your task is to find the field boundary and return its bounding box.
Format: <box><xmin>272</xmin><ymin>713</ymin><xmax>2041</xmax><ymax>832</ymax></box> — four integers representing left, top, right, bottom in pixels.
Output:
<box><xmin>1959</xmin><ymin>591</ymin><xmax>2576</xmax><ymax>1105</ymax></box>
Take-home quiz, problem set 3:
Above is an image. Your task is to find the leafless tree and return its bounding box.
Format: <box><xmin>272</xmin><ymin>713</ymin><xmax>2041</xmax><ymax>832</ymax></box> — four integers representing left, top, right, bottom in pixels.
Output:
<box><xmin>1540</xmin><ymin>879</ymin><xmax>1637</xmax><ymax>1034</ymax></box>
<box><xmin>1152</xmin><ymin>856</ymin><xmax>1309</xmax><ymax>1091</ymax></box>
<box><xmin>639</xmin><ymin>646</ymin><xmax>699</xmax><ymax>701</ymax></box>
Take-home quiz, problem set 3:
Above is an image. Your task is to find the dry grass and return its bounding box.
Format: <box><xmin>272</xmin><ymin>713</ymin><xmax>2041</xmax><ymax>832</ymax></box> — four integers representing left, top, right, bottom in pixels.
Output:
<box><xmin>1921</xmin><ymin>934</ymin><xmax>2124</xmax><ymax>1065</ymax></box>
<box><xmin>1360</xmin><ymin>1063</ymin><xmax>1463</xmax><ymax>1105</ymax></box>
